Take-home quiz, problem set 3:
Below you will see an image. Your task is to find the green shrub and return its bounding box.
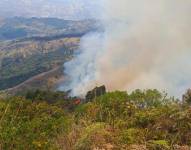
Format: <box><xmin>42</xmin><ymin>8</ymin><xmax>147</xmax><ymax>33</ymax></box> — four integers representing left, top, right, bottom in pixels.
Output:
<box><xmin>0</xmin><ymin>97</ymin><xmax>70</xmax><ymax>150</ymax></box>
<box><xmin>147</xmin><ymin>140</ymin><xmax>170</xmax><ymax>150</ymax></box>
<box><xmin>119</xmin><ymin>128</ymin><xmax>146</xmax><ymax>145</ymax></box>
<box><xmin>74</xmin><ymin>123</ymin><xmax>112</xmax><ymax>150</ymax></box>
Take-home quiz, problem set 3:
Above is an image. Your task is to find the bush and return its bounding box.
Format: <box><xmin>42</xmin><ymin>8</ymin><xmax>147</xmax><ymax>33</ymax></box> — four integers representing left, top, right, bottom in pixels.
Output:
<box><xmin>147</xmin><ymin>140</ymin><xmax>170</xmax><ymax>150</ymax></box>
<box><xmin>0</xmin><ymin>97</ymin><xmax>70</xmax><ymax>150</ymax></box>
<box><xmin>74</xmin><ymin>123</ymin><xmax>112</xmax><ymax>150</ymax></box>
<box><xmin>119</xmin><ymin>128</ymin><xmax>146</xmax><ymax>145</ymax></box>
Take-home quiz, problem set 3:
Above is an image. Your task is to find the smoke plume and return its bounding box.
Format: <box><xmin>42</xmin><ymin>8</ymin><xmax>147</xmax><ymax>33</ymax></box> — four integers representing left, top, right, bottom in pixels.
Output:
<box><xmin>63</xmin><ymin>0</ymin><xmax>191</xmax><ymax>97</ymax></box>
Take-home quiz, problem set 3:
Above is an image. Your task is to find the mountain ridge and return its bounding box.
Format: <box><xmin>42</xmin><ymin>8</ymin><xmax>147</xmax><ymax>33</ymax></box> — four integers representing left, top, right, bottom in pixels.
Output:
<box><xmin>0</xmin><ymin>17</ymin><xmax>98</xmax><ymax>41</ymax></box>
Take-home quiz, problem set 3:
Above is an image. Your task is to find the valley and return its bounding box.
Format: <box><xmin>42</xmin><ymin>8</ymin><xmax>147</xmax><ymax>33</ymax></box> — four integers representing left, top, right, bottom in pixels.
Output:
<box><xmin>0</xmin><ymin>17</ymin><xmax>97</xmax><ymax>93</ymax></box>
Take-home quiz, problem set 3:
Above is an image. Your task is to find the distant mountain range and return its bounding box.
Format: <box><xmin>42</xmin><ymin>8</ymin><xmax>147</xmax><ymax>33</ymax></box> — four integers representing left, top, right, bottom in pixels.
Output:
<box><xmin>0</xmin><ymin>17</ymin><xmax>98</xmax><ymax>40</ymax></box>
<box><xmin>0</xmin><ymin>0</ymin><xmax>102</xmax><ymax>20</ymax></box>
<box><xmin>0</xmin><ymin>17</ymin><xmax>98</xmax><ymax>95</ymax></box>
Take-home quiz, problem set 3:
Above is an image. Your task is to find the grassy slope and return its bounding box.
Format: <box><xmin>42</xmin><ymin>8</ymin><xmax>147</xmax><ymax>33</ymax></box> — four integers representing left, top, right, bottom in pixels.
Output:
<box><xmin>0</xmin><ymin>37</ymin><xmax>80</xmax><ymax>90</ymax></box>
<box><xmin>4</xmin><ymin>67</ymin><xmax>64</xmax><ymax>96</ymax></box>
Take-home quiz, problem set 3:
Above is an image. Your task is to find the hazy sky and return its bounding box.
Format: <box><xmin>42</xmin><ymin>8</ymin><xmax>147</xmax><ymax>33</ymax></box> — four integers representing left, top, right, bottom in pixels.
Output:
<box><xmin>0</xmin><ymin>0</ymin><xmax>103</xmax><ymax>19</ymax></box>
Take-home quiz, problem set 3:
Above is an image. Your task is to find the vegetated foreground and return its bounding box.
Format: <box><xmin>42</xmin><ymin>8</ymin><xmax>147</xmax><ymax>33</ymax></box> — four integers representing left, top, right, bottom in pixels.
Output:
<box><xmin>0</xmin><ymin>88</ymin><xmax>191</xmax><ymax>150</ymax></box>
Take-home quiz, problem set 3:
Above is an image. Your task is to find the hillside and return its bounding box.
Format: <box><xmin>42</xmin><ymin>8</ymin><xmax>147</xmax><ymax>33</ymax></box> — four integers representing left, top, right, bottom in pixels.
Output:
<box><xmin>0</xmin><ymin>89</ymin><xmax>190</xmax><ymax>149</ymax></box>
<box><xmin>0</xmin><ymin>17</ymin><xmax>98</xmax><ymax>92</ymax></box>
<box><xmin>0</xmin><ymin>17</ymin><xmax>97</xmax><ymax>40</ymax></box>
<box><xmin>0</xmin><ymin>37</ymin><xmax>80</xmax><ymax>91</ymax></box>
<box><xmin>4</xmin><ymin>67</ymin><xmax>64</xmax><ymax>96</ymax></box>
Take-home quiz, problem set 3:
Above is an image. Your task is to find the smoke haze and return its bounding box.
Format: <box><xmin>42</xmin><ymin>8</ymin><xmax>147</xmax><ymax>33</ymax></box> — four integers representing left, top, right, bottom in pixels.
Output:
<box><xmin>0</xmin><ymin>0</ymin><xmax>102</xmax><ymax>20</ymax></box>
<box><xmin>63</xmin><ymin>0</ymin><xmax>191</xmax><ymax>97</ymax></box>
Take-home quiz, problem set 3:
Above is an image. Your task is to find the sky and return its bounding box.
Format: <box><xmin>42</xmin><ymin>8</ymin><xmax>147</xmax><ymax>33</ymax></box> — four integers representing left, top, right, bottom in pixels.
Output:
<box><xmin>0</xmin><ymin>0</ymin><xmax>103</xmax><ymax>19</ymax></box>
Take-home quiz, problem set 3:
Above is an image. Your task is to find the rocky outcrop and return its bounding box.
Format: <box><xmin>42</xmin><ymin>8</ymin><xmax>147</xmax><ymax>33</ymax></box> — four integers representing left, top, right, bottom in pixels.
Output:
<box><xmin>86</xmin><ymin>85</ymin><xmax>106</xmax><ymax>101</ymax></box>
<box><xmin>182</xmin><ymin>89</ymin><xmax>191</xmax><ymax>104</ymax></box>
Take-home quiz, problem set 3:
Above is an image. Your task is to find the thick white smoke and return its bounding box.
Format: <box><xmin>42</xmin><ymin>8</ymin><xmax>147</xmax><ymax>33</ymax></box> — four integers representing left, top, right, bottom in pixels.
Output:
<box><xmin>63</xmin><ymin>0</ymin><xmax>191</xmax><ymax>97</ymax></box>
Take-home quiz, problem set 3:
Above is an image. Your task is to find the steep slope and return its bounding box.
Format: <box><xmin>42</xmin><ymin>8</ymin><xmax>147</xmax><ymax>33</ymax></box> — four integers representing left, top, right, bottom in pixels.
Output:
<box><xmin>4</xmin><ymin>67</ymin><xmax>64</xmax><ymax>95</ymax></box>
